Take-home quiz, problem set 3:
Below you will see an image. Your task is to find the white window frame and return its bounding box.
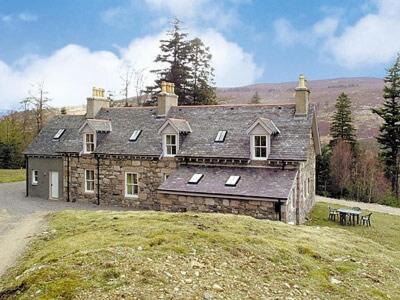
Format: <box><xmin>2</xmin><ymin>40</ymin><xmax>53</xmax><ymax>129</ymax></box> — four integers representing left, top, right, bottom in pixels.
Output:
<box><xmin>215</xmin><ymin>130</ymin><xmax>227</xmax><ymax>142</ymax></box>
<box><xmin>53</xmin><ymin>129</ymin><xmax>66</xmax><ymax>139</ymax></box>
<box><xmin>164</xmin><ymin>134</ymin><xmax>178</xmax><ymax>157</ymax></box>
<box><xmin>251</xmin><ymin>135</ymin><xmax>268</xmax><ymax>160</ymax></box>
<box><xmin>85</xmin><ymin>170</ymin><xmax>95</xmax><ymax>193</ymax></box>
<box><xmin>32</xmin><ymin>170</ymin><xmax>38</xmax><ymax>185</ymax></box>
<box><xmin>129</xmin><ymin>130</ymin><xmax>142</xmax><ymax>141</ymax></box>
<box><xmin>125</xmin><ymin>172</ymin><xmax>139</xmax><ymax>198</ymax></box>
<box><xmin>84</xmin><ymin>133</ymin><xmax>96</xmax><ymax>154</ymax></box>
<box><xmin>225</xmin><ymin>175</ymin><xmax>240</xmax><ymax>187</ymax></box>
<box><xmin>188</xmin><ymin>173</ymin><xmax>204</xmax><ymax>184</ymax></box>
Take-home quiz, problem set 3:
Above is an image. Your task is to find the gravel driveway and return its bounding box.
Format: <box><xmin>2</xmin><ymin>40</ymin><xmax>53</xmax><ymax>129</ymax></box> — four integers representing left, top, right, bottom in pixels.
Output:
<box><xmin>0</xmin><ymin>181</ymin><xmax>125</xmax><ymax>278</ymax></box>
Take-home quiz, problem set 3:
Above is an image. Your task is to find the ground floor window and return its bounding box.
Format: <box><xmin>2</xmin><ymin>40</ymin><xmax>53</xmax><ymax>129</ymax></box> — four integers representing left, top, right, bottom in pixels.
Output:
<box><xmin>85</xmin><ymin>170</ymin><xmax>95</xmax><ymax>193</ymax></box>
<box><xmin>32</xmin><ymin>170</ymin><xmax>38</xmax><ymax>185</ymax></box>
<box><xmin>125</xmin><ymin>172</ymin><xmax>139</xmax><ymax>197</ymax></box>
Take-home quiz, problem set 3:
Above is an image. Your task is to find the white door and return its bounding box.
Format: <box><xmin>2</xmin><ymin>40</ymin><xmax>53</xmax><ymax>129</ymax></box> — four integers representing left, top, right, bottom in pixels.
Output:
<box><xmin>49</xmin><ymin>171</ymin><xmax>59</xmax><ymax>199</ymax></box>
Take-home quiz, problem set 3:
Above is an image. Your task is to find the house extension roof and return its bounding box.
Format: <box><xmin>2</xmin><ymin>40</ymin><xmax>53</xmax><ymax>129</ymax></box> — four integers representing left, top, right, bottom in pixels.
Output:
<box><xmin>158</xmin><ymin>165</ymin><xmax>297</xmax><ymax>200</ymax></box>
<box><xmin>25</xmin><ymin>103</ymin><xmax>317</xmax><ymax>160</ymax></box>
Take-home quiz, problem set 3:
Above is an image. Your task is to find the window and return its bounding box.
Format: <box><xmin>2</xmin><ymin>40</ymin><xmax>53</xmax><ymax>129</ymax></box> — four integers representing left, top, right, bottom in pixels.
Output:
<box><xmin>163</xmin><ymin>174</ymin><xmax>169</xmax><ymax>182</ymax></box>
<box><xmin>129</xmin><ymin>130</ymin><xmax>142</xmax><ymax>141</ymax></box>
<box><xmin>215</xmin><ymin>130</ymin><xmax>227</xmax><ymax>142</ymax></box>
<box><xmin>165</xmin><ymin>134</ymin><xmax>178</xmax><ymax>156</ymax></box>
<box><xmin>188</xmin><ymin>173</ymin><xmax>203</xmax><ymax>184</ymax></box>
<box><xmin>253</xmin><ymin>135</ymin><xmax>267</xmax><ymax>159</ymax></box>
<box><xmin>85</xmin><ymin>170</ymin><xmax>95</xmax><ymax>193</ymax></box>
<box><xmin>225</xmin><ymin>175</ymin><xmax>240</xmax><ymax>187</ymax></box>
<box><xmin>125</xmin><ymin>172</ymin><xmax>139</xmax><ymax>197</ymax></box>
<box><xmin>85</xmin><ymin>133</ymin><xmax>95</xmax><ymax>153</ymax></box>
<box><xmin>32</xmin><ymin>170</ymin><xmax>38</xmax><ymax>185</ymax></box>
<box><xmin>53</xmin><ymin>129</ymin><xmax>65</xmax><ymax>139</ymax></box>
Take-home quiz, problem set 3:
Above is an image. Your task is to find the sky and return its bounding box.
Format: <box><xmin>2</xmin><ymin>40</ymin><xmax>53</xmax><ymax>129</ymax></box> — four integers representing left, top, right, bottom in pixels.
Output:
<box><xmin>1</xmin><ymin>0</ymin><xmax>400</xmax><ymax>109</ymax></box>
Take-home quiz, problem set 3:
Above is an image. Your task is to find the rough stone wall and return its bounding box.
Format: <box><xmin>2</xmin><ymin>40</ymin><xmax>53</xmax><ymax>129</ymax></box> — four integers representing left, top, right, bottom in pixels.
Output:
<box><xmin>158</xmin><ymin>193</ymin><xmax>283</xmax><ymax>221</ymax></box>
<box><xmin>65</xmin><ymin>155</ymin><xmax>176</xmax><ymax>208</ymax></box>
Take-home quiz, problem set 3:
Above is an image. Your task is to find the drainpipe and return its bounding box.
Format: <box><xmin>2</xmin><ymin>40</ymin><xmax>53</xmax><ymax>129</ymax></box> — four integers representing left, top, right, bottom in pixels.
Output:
<box><xmin>25</xmin><ymin>155</ymin><xmax>28</xmax><ymax>197</ymax></box>
<box><xmin>96</xmin><ymin>154</ymin><xmax>100</xmax><ymax>205</ymax></box>
<box><xmin>66</xmin><ymin>154</ymin><xmax>70</xmax><ymax>202</ymax></box>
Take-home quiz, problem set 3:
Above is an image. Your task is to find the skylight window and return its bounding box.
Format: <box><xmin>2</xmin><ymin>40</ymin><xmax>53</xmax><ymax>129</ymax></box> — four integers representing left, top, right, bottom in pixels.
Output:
<box><xmin>215</xmin><ymin>130</ymin><xmax>227</xmax><ymax>142</ymax></box>
<box><xmin>53</xmin><ymin>129</ymin><xmax>65</xmax><ymax>139</ymax></box>
<box><xmin>225</xmin><ymin>175</ymin><xmax>240</xmax><ymax>187</ymax></box>
<box><xmin>188</xmin><ymin>173</ymin><xmax>204</xmax><ymax>184</ymax></box>
<box><xmin>129</xmin><ymin>130</ymin><xmax>142</xmax><ymax>141</ymax></box>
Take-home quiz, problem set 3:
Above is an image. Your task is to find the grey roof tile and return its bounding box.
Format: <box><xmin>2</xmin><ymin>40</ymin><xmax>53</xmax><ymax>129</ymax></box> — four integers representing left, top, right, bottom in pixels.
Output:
<box><xmin>158</xmin><ymin>165</ymin><xmax>297</xmax><ymax>200</ymax></box>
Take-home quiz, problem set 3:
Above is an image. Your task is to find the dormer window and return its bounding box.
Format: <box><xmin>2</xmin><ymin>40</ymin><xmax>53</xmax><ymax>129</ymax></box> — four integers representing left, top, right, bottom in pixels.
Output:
<box><xmin>164</xmin><ymin>134</ymin><xmax>178</xmax><ymax>156</ymax></box>
<box><xmin>84</xmin><ymin>133</ymin><xmax>95</xmax><ymax>153</ymax></box>
<box><xmin>215</xmin><ymin>130</ymin><xmax>227</xmax><ymax>142</ymax></box>
<box><xmin>53</xmin><ymin>129</ymin><xmax>65</xmax><ymax>139</ymax></box>
<box><xmin>253</xmin><ymin>135</ymin><xmax>267</xmax><ymax>159</ymax></box>
<box><xmin>188</xmin><ymin>173</ymin><xmax>203</xmax><ymax>184</ymax></box>
<box><xmin>129</xmin><ymin>130</ymin><xmax>142</xmax><ymax>142</ymax></box>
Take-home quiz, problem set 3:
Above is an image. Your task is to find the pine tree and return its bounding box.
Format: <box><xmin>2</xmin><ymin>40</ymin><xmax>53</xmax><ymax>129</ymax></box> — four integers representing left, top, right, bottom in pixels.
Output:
<box><xmin>250</xmin><ymin>91</ymin><xmax>261</xmax><ymax>104</ymax></box>
<box><xmin>373</xmin><ymin>54</ymin><xmax>400</xmax><ymax>199</ymax></box>
<box><xmin>147</xmin><ymin>18</ymin><xmax>192</xmax><ymax>104</ymax></box>
<box><xmin>187</xmin><ymin>38</ymin><xmax>216</xmax><ymax>105</ymax></box>
<box><xmin>329</xmin><ymin>92</ymin><xmax>356</xmax><ymax>147</ymax></box>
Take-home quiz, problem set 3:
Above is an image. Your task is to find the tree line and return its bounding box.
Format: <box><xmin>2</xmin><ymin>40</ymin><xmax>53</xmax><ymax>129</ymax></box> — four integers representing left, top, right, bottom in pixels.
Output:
<box><xmin>316</xmin><ymin>54</ymin><xmax>400</xmax><ymax>206</ymax></box>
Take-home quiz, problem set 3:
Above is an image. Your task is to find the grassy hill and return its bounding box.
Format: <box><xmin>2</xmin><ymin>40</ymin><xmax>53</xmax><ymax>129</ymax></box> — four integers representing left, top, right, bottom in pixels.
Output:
<box><xmin>1</xmin><ymin>203</ymin><xmax>399</xmax><ymax>299</ymax></box>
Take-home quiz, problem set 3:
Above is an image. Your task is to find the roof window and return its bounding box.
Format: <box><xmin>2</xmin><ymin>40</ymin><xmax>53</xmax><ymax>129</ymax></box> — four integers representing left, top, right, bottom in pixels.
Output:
<box><xmin>53</xmin><ymin>129</ymin><xmax>66</xmax><ymax>139</ymax></box>
<box><xmin>188</xmin><ymin>173</ymin><xmax>204</xmax><ymax>184</ymax></box>
<box><xmin>225</xmin><ymin>175</ymin><xmax>240</xmax><ymax>187</ymax></box>
<box><xmin>129</xmin><ymin>130</ymin><xmax>142</xmax><ymax>141</ymax></box>
<box><xmin>214</xmin><ymin>130</ymin><xmax>227</xmax><ymax>142</ymax></box>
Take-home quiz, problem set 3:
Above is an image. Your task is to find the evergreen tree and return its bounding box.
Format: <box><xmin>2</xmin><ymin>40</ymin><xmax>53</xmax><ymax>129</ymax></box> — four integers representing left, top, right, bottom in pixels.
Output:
<box><xmin>316</xmin><ymin>144</ymin><xmax>332</xmax><ymax>196</ymax></box>
<box><xmin>329</xmin><ymin>92</ymin><xmax>356</xmax><ymax>147</ymax></box>
<box><xmin>250</xmin><ymin>91</ymin><xmax>261</xmax><ymax>104</ymax></box>
<box><xmin>147</xmin><ymin>18</ymin><xmax>191</xmax><ymax>103</ymax></box>
<box><xmin>187</xmin><ymin>38</ymin><xmax>216</xmax><ymax>105</ymax></box>
<box><xmin>373</xmin><ymin>54</ymin><xmax>400</xmax><ymax>199</ymax></box>
<box><xmin>147</xmin><ymin>18</ymin><xmax>216</xmax><ymax>105</ymax></box>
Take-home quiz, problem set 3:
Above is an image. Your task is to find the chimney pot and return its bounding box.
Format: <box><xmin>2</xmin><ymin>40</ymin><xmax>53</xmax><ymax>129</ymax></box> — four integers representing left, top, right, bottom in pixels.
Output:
<box><xmin>157</xmin><ymin>81</ymin><xmax>178</xmax><ymax>117</ymax></box>
<box><xmin>295</xmin><ymin>74</ymin><xmax>310</xmax><ymax>117</ymax></box>
<box><xmin>87</xmin><ymin>86</ymin><xmax>109</xmax><ymax>119</ymax></box>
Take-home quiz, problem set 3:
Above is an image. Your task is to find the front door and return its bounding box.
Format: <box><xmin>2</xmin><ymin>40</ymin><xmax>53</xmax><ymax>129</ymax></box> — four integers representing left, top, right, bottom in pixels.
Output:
<box><xmin>49</xmin><ymin>171</ymin><xmax>59</xmax><ymax>199</ymax></box>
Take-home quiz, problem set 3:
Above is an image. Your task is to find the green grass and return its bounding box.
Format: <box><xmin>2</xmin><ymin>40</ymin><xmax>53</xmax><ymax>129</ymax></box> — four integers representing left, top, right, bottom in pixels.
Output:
<box><xmin>1</xmin><ymin>209</ymin><xmax>400</xmax><ymax>299</ymax></box>
<box><xmin>0</xmin><ymin>169</ymin><xmax>25</xmax><ymax>183</ymax></box>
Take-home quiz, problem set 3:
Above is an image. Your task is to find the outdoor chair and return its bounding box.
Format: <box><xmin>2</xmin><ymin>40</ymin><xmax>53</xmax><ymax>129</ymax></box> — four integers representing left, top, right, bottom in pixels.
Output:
<box><xmin>328</xmin><ymin>206</ymin><xmax>339</xmax><ymax>221</ymax></box>
<box><xmin>361</xmin><ymin>213</ymin><xmax>372</xmax><ymax>227</ymax></box>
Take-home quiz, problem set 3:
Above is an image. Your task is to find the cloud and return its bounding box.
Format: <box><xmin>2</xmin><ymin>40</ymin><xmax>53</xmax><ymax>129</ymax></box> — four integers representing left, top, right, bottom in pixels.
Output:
<box><xmin>1</xmin><ymin>12</ymin><xmax>38</xmax><ymax>23</ymax></box>
<box><xmin>274</xmin><ymin>0</ymin><xmax>400</xmax><ymax>68</ymax></box>
<box><xmin>0</xmin><ymin>31</ymin><xmax>262</xmax><ymax>109</ymax></box>
<box><xmin>326</xmin><ymin>0</ymin><xmax>400</xmax><ymax>67</ymax></box>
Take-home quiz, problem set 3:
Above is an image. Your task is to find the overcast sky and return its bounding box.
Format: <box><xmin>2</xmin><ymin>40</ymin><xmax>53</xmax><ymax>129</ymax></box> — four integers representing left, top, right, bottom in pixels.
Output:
<box><xmin>1</xmin><ymin>0</ymin><xmax>399</xmax><ymax>109</ymax></box>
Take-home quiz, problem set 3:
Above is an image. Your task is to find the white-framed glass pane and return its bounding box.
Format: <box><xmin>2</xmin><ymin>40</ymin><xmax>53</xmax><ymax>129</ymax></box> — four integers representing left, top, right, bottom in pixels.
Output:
<box><xmin>226</xmin><ymin>175</ymin><xmax>240</xmax><ymax>186</ymax></box>
<box><xmin>85</xmin><ymin>170</ymin><xmax>95</xmax><ymax>192</ymax></box>
<box><xmin>188</xmin><ymin>173</ymin><xmax>203</xmax><ymax>184</ymax></box>
<box><xmin>53</xmin><ymin>129</ymin><xmax>65</xmax><ymax>139</ymax></box>
<box><xmin>254</xmin><ymin>135</ymin><xmax>267</xmax><ymax>158</ymax></box>
<box><xmin>129</xmin><ymin>130</ymin><xmax>142</xmax><ymax>141</ymax></box>
<box><xmin>125</xmin><ymin>172</ymin><xmax>138</xmax><ymax>197</ymax></box>
<box><xmin>32</xmin><ymin>170</ymin><xmax>38</xmax><ymax>184</ymax></box>
<box><xmin>215</xmin><ymin>130</ymin><xmax>227</xmax><ymax>142</ymax></box>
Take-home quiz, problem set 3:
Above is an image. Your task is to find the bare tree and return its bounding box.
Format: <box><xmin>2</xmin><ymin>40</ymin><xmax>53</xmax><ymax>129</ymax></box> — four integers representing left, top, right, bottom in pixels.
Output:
<box><xmin>120</xmin><ymin>64</ymin><xmax>135</xmax><ymax>107</ymax></box>
<box><xmin>23</xmin><ymin>81</ymin><xmax>51</xmax><ymax>133</ymax></box>
<box><xmin>330</xmin><ymin>140</ymin><xmax>353</xmax><ymax>198</ymax></box>
<box><xmin>133</xmin><ymin>68</ymin><xmax>147</xmax><ymax>105</ymax></box>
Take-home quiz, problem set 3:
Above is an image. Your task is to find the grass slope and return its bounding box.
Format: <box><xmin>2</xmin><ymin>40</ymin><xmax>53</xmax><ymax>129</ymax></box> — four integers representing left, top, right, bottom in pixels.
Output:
<box><xmin>1</xmin><ymin>205</ymin><xmax>400</xmax><ymax>299</ymax></box>
<box><xmin>0</xmin><ymin>169</ymin><xmax>25</xmax><ymax>183</ymax></box>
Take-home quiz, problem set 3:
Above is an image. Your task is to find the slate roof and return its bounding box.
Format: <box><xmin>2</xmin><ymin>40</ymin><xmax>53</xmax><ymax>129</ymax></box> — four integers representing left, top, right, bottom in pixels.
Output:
<box><xmin>24</xmin><ymin>115</ymin><xmax>85</xmax><ymax>155</ymax></box>
<box><xmin>25</xmin><ymin>103</ymin><xmax>316</xmax><ymax>160</ymax></box>
<box><xmin>80</xmin><ymin>119</ymin><xmax>112</xmax><ymax>132</ymax></box>
<box><xmin>158</xmin><ymin>165</ymin><xmax>297</xmax><ymax>200</ymax></box>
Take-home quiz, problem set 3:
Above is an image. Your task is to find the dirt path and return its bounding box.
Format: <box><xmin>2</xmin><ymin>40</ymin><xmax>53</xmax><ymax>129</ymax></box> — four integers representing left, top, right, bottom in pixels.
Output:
<box><xmin>316</xmin><ymin>196</ymin><xmax>400</xmax><ymax>216</ymax></box>
<box><xmin>0</xmin><ymin>212</ymin><xmax>46</xmax><ymax>277</ymax></box>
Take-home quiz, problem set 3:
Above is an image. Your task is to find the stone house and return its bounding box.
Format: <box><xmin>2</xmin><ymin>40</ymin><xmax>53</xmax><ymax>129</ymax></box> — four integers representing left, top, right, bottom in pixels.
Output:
<box><xmin>24</xmin><ymin>76</ymin><xmax>321</xmax><ymax>224</ymax></box>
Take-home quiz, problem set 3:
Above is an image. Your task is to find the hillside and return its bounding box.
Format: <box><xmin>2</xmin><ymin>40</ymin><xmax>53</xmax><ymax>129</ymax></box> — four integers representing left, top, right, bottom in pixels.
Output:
<box><xmin>1</xmin><ymin>204</ymin><xmax>399</xmax><ymax>299</ymax></box>
<box><xmin>218</xmin><ymin>77</ymin><xmax>383</xmax><ymax>143</ymax></box>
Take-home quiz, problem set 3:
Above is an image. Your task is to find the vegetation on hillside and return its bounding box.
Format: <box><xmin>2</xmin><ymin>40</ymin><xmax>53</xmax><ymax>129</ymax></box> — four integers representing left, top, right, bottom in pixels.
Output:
<box><xmin>0</xmin><ymin>169</ymin><xmax>25</xmax><ymax>183</ymax></box>
<box><xmin>0</xmin><ymin>209</ymin><xmax>399</xmax><ymax>299</ymax></box>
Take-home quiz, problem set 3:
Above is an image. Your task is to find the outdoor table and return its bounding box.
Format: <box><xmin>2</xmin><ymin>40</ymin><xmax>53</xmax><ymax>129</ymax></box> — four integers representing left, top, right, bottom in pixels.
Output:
<box><xmin>337</xmin><ymin>208</ymin><xmax>362</xmax><ymax>226</ymax></box>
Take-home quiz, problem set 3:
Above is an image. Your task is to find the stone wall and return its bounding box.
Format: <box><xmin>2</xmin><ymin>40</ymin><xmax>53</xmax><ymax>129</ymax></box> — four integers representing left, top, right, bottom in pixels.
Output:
<box><xmin>158</xmin><ymin>193</ymin><xmax>290</xmax><ymax>221</ymax></box>
<box><xmin>65</xmin><ymin>155</ymin><xmax>177</xmax><ymax>208</ymax></box>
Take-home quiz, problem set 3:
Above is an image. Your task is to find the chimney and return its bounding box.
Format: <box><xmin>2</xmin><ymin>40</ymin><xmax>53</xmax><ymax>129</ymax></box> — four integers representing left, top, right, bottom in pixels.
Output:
<box><xmin>295</xmin><ymin>74</ymin><xmax>310</xmax><ymax>117</ymax></box>
<box><xmin>157</xmin><ymin>81</ymin><xmax>178</xmax><ymax>117</ymax></box>
<box><xmin>86</xmin><ymin>87</ymin><xmax>110</xmax><ymax>119</ymax></box>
